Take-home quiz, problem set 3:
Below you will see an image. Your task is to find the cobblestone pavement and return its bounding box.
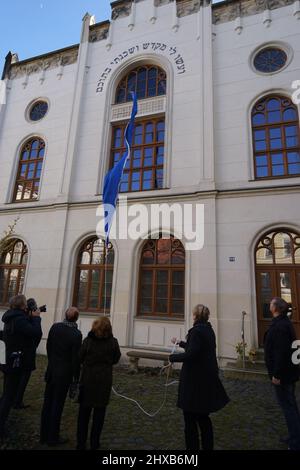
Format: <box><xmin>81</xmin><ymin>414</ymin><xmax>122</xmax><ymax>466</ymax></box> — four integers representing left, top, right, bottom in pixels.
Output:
<box><xmin>0</xmin><ymin>356</ymin><xmax>299</xmax><ymax>450</ymax></box>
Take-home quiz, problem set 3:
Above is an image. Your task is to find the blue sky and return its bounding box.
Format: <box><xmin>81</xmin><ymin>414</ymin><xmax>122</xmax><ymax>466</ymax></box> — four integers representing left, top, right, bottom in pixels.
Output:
<box><xmin>0</xmin><ymin>0</ymin><xmax>112</xmax><ymax>71</ymax></box>
<box><xmin>0</xmin><ymin>0</ymin><xmax>221</xmax><ymax>72</ymax></box>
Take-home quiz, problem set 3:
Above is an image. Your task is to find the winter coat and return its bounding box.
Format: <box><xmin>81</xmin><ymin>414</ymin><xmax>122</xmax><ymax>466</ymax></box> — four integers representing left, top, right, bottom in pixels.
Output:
<box><xmin>45</xmin><ymin>321</ymin><xmax>82</xmax><ymax>384</ymax></box>
<box><xmin>79</xmin><ymin>331</ymin><xmax>121</xmax><ymax>408</ymax></box>
<box><xmin>264</xmin><ymin>314</ymin><xmax>299</xmax><ymax>384</ymax></box>
<box><xmin>169</xmin><ymin>321</ymin><xmax>229</xmax><ymax>414</ymax></box>
<box><xmin>2</xmin><ymin>308</ymin><xmax>42</xmax><ymax>372</ymax></box>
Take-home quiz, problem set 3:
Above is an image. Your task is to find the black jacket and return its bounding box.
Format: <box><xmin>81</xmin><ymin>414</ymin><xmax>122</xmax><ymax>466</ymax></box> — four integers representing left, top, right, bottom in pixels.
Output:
<box><xmin>2</xmin><ymin>308</ymin><xmax>42</xmax><ymax>371</ymax></box>
<box><xmin>79</xmin><ymin>331</ymin><xmax>121</xmax><ymax>408</ymax></box>
<box><xmin>45</xmin><ymin>321</ymin><xmax>82</xmax><ymax>384</ymax></box>
<box><xmin>169</xmin><ymin>321</ymin><xmax>229</xmax><ymax>414</ymax></box>
<box><xmin>264</xmin><ymin>314</ymin><xmax>299</xmax><ymax>384</ymax></box>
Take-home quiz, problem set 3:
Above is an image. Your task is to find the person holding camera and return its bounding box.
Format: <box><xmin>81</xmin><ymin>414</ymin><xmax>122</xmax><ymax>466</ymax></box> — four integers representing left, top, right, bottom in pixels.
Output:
<box><xmin>0</xmin><ymin>294</ymin><xmax>42</xmax><ymax>440</ymax></box>
<box><xmin>13</xmin><ymin>298</ymin><xmax>44</xmax><ymax>409</ymax></box>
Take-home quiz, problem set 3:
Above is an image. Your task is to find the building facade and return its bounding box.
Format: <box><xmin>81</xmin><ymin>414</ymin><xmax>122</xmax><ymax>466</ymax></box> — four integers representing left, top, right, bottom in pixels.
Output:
<box><xmin>0</xmin><ymin>0</ymin><xmax>300</xmax><ymax>361</ymax></box>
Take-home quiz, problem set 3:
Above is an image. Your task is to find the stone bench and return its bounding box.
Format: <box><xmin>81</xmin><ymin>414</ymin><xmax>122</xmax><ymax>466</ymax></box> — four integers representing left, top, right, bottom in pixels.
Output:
<box><xmin>127</xmin><ymin>350</ymin><xmax>172</xmax><ymax>373</ymax></box>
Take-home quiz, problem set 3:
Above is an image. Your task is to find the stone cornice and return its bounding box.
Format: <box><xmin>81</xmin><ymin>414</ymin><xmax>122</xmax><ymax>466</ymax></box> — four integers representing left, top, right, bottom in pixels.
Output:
<box><xmin>89</xmin><ymin>20</ymin><xmax>110</xmax><ymax>43</ymax></box>
<box><xmin>110</xmin><ymin>0</ymin><xmax>203</xmax><ymax>21</ymax></box>
<box><xmin>212</xmin><ymin>0</ymin><xmax>295</xmax><ymax>25</ymax></box>
<box><xmin>0</xmin><ymin>184</ymin><xmax>299</xmax><ymax>215</ymax></box>
<box><xmin>6</xmin><ymin>45</ymin><xmax>79</xmax><ymax>80</ymax></box>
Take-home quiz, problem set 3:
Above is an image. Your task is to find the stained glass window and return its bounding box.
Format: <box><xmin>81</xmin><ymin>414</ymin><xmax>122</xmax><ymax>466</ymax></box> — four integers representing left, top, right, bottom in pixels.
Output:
<box><xmin>29</xmin><ymin>101</ymin><xmax>48</xmax><ymax>121</ymax></box>
<box><xmin>115</xmin><ymin>65</ymin><xmax>166</xmax><ymax>103</ymax></box>
<box><xmin>253</xmin><ymin>47</ymin><xmax>287</xmax><ymax>74</ymax></box>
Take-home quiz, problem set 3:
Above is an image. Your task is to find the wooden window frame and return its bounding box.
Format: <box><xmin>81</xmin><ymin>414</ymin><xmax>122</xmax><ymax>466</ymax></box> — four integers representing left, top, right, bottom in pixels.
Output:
<box><xmin>115</xmin><ymin>65</ymin><xmax>166</xmax><ymax>104</ymax></box>
<box><xmin>252</xmin><ymin>95</ymin><xmax>300</xmax><ymax>180</ymax></box>
<box><xmin>110</xmin><ymin>117</ymin><xmax>165</xmax><ymax>193</ymax></box>
<box><xmin>73</xmin><ymin>237</ymin><xmax>114</xmax><ymax>315</ymax></box>
<box><xmin>13</xmin><ymin>138</ymin><xmax>45</xmax><ymax>202</ymax></box>
<box><xmin>255</xmin><ymin>229</ymin><xmax>300</xmax><ymax>345</ymax></box>
<box><xmin>137</xmin><ymin>237</ymin><xmax>185</xmax><ymax>319</ymax></box>
<box><xmin>0</xmin><ymin>239</ymin><xmax>28</xmax><ymax>307</ymax></box>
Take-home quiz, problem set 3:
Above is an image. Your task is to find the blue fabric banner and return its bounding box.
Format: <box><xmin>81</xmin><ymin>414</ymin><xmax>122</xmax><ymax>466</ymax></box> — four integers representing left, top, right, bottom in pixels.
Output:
<box><xmin>103</xmin><ymin>92</ymin><xmax>138</xmax><ymax>245</ymax></box>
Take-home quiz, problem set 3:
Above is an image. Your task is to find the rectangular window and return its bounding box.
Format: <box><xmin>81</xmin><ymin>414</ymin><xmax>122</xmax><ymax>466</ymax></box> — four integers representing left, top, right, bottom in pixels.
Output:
<box><xmin>110</xmin><ymin>118</ymin><xmax>165</xmax><ymax>192</ymax></box>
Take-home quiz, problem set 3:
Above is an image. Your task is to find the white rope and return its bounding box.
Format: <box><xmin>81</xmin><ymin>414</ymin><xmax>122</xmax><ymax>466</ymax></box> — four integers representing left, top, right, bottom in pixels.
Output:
<box><xmin>112</xmin><ymin>343</ymin><xmax>178</xmax><ymax>417</ymax></box>
<box><xmin>103</xmin><ymin>241</ymin><xmax>179</xmax><ymax>417</ymax></box>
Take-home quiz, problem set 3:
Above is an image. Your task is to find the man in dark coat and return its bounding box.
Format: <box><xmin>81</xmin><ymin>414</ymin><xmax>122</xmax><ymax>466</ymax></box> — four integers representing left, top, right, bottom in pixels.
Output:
<box><xmin>14</xmin><ymin>298</ymin><xmax>43</xmax><ymax>409</ymax></box>
<box><xmin>264</xmin><ymin>297</ymin><xmax>300</xmax><ymax>450</ymax></box>
<box><xmin>170</xmin><ymin>304</ymin><xmax>229</xmax><ymax>451</ymax></box>
<box><xmin>0</xmin><ymin>294</ymin><xmax>42</xmax><ymax>439</ymax></box>
<box><xmin>40</xmin><ymin>307</ymin><xmax>82</xmax><ymax>446</ymax></box>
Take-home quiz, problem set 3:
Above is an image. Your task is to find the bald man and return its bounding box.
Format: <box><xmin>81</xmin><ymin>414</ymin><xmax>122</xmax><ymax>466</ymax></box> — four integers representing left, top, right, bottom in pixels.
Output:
<box><xmin>40</xmin><ymin>307</ymin><xmax>82</xmax><ymax>447</ymax></box>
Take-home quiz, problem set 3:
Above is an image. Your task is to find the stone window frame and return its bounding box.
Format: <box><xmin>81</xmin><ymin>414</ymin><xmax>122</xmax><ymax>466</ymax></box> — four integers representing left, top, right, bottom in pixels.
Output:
<box><xmin>250</xmin><ymin>42</ymin><xmax>293</xmax><ymax>77</ymax></box>
<box><xmin>25</xmin><ymin>97</ymin><xmax>49</xmax><ymax>123</ymax></box>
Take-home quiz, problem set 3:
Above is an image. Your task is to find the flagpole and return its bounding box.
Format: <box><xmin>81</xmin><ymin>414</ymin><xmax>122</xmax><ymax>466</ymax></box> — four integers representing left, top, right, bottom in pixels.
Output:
<box><xmin>102</xmin><ymin>92</ymin><xmax>137</xmax><ymax>318</ymax></box>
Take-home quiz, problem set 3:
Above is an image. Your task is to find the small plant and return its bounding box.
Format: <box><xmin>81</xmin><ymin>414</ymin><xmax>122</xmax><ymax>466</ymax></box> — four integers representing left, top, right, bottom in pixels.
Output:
<box><xmin>235</xmin><ymin>341</ymin><xmax>247</xmax><ymax>358</ymax></box>
<box><xmin>0</xmin><ymin>218</ymin><xmax>19</xmax><ymax>255</ymax></box>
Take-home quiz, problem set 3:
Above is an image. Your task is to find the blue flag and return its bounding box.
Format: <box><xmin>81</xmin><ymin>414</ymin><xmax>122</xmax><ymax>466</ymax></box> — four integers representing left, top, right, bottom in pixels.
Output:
<box><xmin>103</xmin><ymin>92</ymin><xmax>138</xmax><ymax>245</ymax></box>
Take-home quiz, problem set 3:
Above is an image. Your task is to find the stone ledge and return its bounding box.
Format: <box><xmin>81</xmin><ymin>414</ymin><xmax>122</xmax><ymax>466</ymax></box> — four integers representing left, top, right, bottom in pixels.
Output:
<box><xmin>212</xmin><ymin>0</ymin><xmax>295</xmax><ymax>25</ymax></box>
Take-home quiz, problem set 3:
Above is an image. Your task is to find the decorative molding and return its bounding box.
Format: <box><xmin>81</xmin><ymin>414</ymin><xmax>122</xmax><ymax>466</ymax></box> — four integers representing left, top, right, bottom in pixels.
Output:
<box><xmin>234</xmin><ymin>16</ymin><xmax>243</xmax><ymax>34</ymax></box>
<box><xmin>111</xmin><ymin>96</ymin><xmax>166</xmax><ymax>122</ymax></box>
<box><xmin>293</xmin><ymin>0</ymin><xmax>300</xmax><ymax>19</ymax></box>
<box><xmin>106</xmin><ymin>20</ymin><xmax>114</xmax><ymax>51</ymax></box>
<box><xmin>234</xmin><ymin>2</ymin><xmax>243</xmax><ymax>33</ymax></box>
<box><xmin>89</xmin><ymin>22</ymin><xmax>110</xmax><ymax>43</ymax></box>
<box><xmin>111</xmin><ymin>1</ymin><xmax>132</xmax><ymax>20</ymax></box>
<box><xmin>176</xmin><ymin>0</ymin><xmax>201</xmax><ymax>18</ymax></box>
<box><xmin>128</xmin><ymin>0</ymin><xmax>136</xmax><ymax>30</ymax></box>
<box><xmin>263</xmin><ymin>6</ymin><xmax>272</xmax><ymax>26</ymax></box>
<box><xmin>8</xmin><ymin>47</ymin><xmax>79</xmax><ymax>80</ymax></box>
<box><xmin>172</xmin><ymin>0</ymin><xmax>180</xmax><ymax>31</ymax></box>
<box><xmin>212</xmin><ymin>0</ymin><xmax>294</xmax><ymax>25</ymax></box>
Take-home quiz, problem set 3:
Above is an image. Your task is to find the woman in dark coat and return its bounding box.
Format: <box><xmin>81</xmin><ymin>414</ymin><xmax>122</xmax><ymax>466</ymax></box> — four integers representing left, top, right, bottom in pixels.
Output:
<box><xmin>169</xmin><ymin>304</ymin><xmax>229</xmax><ymax>451</ymax></box>
<box><xmin>76</xmin><ymin>317</ymin><xmax>121</xmax><ymax>450</ymax></box>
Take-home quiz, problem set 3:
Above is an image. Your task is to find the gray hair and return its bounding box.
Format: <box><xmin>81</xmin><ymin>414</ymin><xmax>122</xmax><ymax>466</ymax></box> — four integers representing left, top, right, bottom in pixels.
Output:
<box><xmin>271</xmin><ymin>297</ymin><xmax>289</xmax><ymax>315</ymax></box>
<box><xmin>193</xmin><ymin>304</ymin><xmax>210</xmax><ymax>323</ymax></box>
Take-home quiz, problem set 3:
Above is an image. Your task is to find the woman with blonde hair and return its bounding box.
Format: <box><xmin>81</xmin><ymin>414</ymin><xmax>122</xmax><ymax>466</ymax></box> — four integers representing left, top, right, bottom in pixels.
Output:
<box><xmin>76</xmin><ymin>316</ymin><xmax>121</xmax><ymax>450</ymax></box>
<box><xmin>169</xmin><ymin>304</ymin><xmax>229</xmax><ymax>451</ymax></box>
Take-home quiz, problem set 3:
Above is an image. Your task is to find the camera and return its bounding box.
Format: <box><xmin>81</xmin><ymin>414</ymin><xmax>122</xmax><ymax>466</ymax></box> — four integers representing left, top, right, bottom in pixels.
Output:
<box><xmin>27</xmin><ymin>298</ymin><xmax>47</xmax><ymax>314</ymax></box>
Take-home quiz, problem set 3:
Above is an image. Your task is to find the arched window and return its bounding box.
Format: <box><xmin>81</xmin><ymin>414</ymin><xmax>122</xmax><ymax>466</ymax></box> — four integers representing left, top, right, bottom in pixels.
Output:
<box><xmin>138</xmin><ymin>236</ymin><xmax>185</xmax><ymax>318</ymax></box>
<box><xmin>252</xmin><ymin>95</ymin><xmax>300</xmax><ymax>179</ymax></box>
<box><xmin>255</xmin><ymin>229</ymin><xmax>300</xmax><ymax>345</ymax></box>
<box><xmin>13</xmin><ymin>137</ymin><xmax>45</xmax><ymax>201</ymax></box>
<box><xmin>0</xmin><ymin>239</ymin><xmax>28</xmax><ymax>306</ymax></box>
<box><xmin>110</xmin><ymin>64</ymin><xmax>166</xmax><ymax>193</ymax></box>
<box><xmin>73</xmin><ymin>237</ymin><xmax>114</xmax><ymax>314</ymax></box>
<box><xmin>115</xmin><ymin>65</ymin><xmax>166</xmax><ymax>104</ymax></box>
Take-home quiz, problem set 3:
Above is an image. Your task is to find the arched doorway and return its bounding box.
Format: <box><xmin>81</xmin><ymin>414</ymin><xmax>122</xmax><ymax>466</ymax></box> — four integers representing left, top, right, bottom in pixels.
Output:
<box><xmin>255</xmin><ymin>229</ymin><xmax>300</xmax><ymax>345</ymax></box>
